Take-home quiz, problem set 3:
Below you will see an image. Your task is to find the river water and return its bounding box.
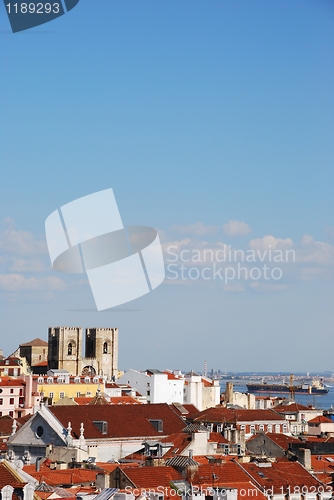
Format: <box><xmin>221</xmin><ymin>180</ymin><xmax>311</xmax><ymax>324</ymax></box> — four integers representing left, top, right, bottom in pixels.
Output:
<box><xmin>220</xmin><ymin>382</ymin><xmax>334</xmax><ymax>411</ymax></box>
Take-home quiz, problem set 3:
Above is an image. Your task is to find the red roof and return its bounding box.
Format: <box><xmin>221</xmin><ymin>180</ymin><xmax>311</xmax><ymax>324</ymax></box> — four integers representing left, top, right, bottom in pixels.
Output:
<box><xmin>193</xmin><ymin>408</ymin><xmax>285</xmax><ymax>423</ymax></box>
<box><xmin>163</xmin><ymin>432</ymin><xmax>193</xmax><ymax>458</ymax></box>
<box><xmin>247</xmin><ymin>432</ymin><xmax>300</xmax><ymax>449</ymax></box>
<box><xmin>0</xmin><ymin>462</ymin><xmax>28</xmax><ymax>500</ymax></box>
<box><xmin>190</xmin><ymin>461</ymin><xmax>251</xmax><ymax>486</ymax></box>
<box><xmin>0</xmin><ymin>414</ymin><xmax>31</xmax><ymax>436</ymax></box>
<box><xmin>164</xmin><ymin>371</ymin><xmax>181</xmax><ymax>380</ymax></box>
<box><xmin>109</xmin><ymin>396</ymin><xmax>140</xmax><ymax>405</ymax></box>
<box><xmin>23</xmin><ymin>468</ymin><xmax>98</xmax><ymax>486</ymax></box>
<box><xmin>308</xmin><ymin>415</ymin><xmax>333</xmax><ymax>424</ymax></box>
<box><xmin>274</xmin><ymin>402</ymin><xmax>315</xmax><ymax>413</ymax></box>
<box><xmin>237</xmin><ymin>458</ymin><xmax>326</xmax><ymax>493</ymax></box>
<box><xmin>50</xmin><ymin>403</ymin><xmax>186</xmax><ymax>439</ymax></box>
<box><xmin>122</xmin><ymin>465</ymin><xmax>183</xmax><ymax>488</ymax></box>
<box><xmin>0</xmin><ymin>377</ymin><xmax>25</xmax><ymax>387</ymax></box>
<box><xmin>20</xmin><ymin>338</ymin><xmax>48</xmax><ymax>347</ymax></box>
<box><xmin>209</xmin><ymin>432</ymin><xmax>229</xmax><ymax>444</ymax></box>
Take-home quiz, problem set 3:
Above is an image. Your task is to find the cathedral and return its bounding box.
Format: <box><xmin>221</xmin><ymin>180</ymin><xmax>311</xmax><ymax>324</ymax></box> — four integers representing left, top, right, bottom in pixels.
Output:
<box><xmin>47</xmin><ymin>326</ymin><xmax>118</xmax><ymax>379</ymax></box>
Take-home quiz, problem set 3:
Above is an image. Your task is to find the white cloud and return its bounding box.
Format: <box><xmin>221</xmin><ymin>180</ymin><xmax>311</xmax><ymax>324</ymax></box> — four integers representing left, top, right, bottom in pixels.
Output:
<box><xmin>0</xmin><ymin>274</ymin><xmax>66</xmax><ymax>291</ymax></box>
<box><xmin>223</xmin><ymin>220</ymin><xmax>251</xmax><ymax>237</ymax></box>
<box><xmin>249</xmin><ymin>235</ymin><xmax>294</xmax><ymax>251</ymax></box>
<box><xmin>324</xmin><ymin>226</ymin><xmax>334</xmax><ymax>239</ymax></box>
<box><xmin>8</xmin><ymin>258</ymin><xmax>46</xmax><ymax>273</ymax></box>
<box><xmin>0</xmin><ymin>228</ymin><xmax>46</xmax><ymax>255</ymax></box>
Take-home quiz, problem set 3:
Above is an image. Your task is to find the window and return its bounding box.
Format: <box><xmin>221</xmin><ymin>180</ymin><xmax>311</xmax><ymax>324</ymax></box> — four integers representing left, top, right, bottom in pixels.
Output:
<box><xmin>86</xmin><ymin>391</ymin><xmax>92</xmax><ymax>396</ymax></box>
<box><xmin>240</xmin><ymin>424</ymin><xmax>246</xmax><ymax>431</ymax></box>
<box><xmin>36</xmin><ymin>425</ymin><xmax>44</xmax><ymax>438</ymax></box>
<box><xmin>74</xmin><ymin>376</ymin><xmax>80</xmax><ymax>383</ymax></box>
<box><xmin>217</xmin><ymin>424</ymin><xmax>222</xmax><ymax>432</ymax></box>
<box><xmin>147</xmin><ymin>390</ymin><xmax>150</xmax><ymax>396</ymax></box>
<box><xmin>38</xmin><ymin>377</ymin><xmax>44</xmax><ymax>384</ymax></box>
<box><xmin>49</xmin><ymin>392</ymin><xmax>54</xmax><ymax>398</ymax></box>
<box><xmin>283</xmin><ymin>424</ymin><xmax>288</xmax><ymax>433</ymax></box>
<box><xmin>0</xmin><ymin>412</ymin><xmax>2</xmax><ymax>417</ymax></box>
<box><xmin>103</xmin><ymin>342</ymin><xmax>108</xmax><ymax>354</ymax></box>
<box><xmin>149</xmin><ymin>419</ymin><xmax>163</xmax><ymax>432</ymax></box>
<box><xmin>259</xmin><ymin>424</ymin><xmax>264</xmax><ymax>431</ymax></box>
<box><xmin>9</xmin><ymin>411</ymin><xmax>13</xmax><ymax>417</ymax></box>
<box><xmin>59</xmin><ymin>392</ymin><xmax>65</xmax><ymax>398</ymax></box>
<box><xmin>10</xmin><ymin>389</ymin><xmax>14</xmax><ymax>394</ymax></box>
<box><xmin>267</xmin><ymin>424</ymin><xmax>272</xmax><ymax>432</ymax></box>
<box><xmin>0</xmin><ymin>399</ymin><xmax>3</xmax><ymax>405</ymax></box>
<box><xmin>93</xmin><ymin>420</ymin><xmax>108</xmax><ymax>434</ymax></box>
<box><xmin>275</xmin><ymin>424</ymin><xmax>280</xmax><ymax>433</ymax></box>
<box><xmin>9</xmin><ymin>398</ymin><xmax>14</xmax><ymax>405</ymax></box>
<box><xmin>47</xmin><ymin>377</ymin><xmax>53</xmax><ymax>384</ymax></box>
<box><xmin>84</xmin><ymin>376</ymin><xmax>90</xmax><ymax>383</ymax></box>
<box><xmin>250</xmin><ymin>425</ymin><xmax>255</xmax><ymax>434</ymax></box>
<box><xmin>76</xmin><ymin>392</ymin><xmax>81</xmax><ymax>397</ymax></box>
<box><xmin>68</xmin><ymin>343</ymin><xmax>73</xmax><ymax>355</ymax></box>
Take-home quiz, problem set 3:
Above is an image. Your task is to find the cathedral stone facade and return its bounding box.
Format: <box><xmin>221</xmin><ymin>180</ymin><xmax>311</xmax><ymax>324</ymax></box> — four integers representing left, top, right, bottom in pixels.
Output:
<box><xmin>47</xmin><ymin>326</ymin><xmax>118</xmax><ymax>379</ymax></box>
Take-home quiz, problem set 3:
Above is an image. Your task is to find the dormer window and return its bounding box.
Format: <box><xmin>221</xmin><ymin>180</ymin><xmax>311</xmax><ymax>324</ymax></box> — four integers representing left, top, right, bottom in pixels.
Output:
<box><xmin>149</xmin><ymin>419</ymin><xmax>163</xmax><ymax>432</ymax></box>
<box><xmin>93</xmin><ymin>420</ymin><xmax>108</xmax><ymax>434</ymax></box>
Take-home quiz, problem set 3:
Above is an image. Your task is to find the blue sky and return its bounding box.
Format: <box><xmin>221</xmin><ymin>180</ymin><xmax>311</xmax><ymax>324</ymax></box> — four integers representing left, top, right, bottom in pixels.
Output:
<box><xmin>1</xmin><ymin>0</ymin><xmax>334</xmax><ymax>372</ymax></box>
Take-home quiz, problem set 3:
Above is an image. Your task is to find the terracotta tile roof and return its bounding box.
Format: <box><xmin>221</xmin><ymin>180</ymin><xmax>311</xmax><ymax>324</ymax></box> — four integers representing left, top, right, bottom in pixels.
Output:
<box><xmin>73</xmin><ymin>398</ymin><xmax>93</xmax><ymax>405</ymax></box>
<box><xmin>20</xmin><ymin>338</ymin><xmax>48</xmax><ymax>347</ymax></box>
<box><xmin>0</xmin><ymin>358</ymin><xmax>21</xmax><ymax>366</ymax></box>
<box><xmin>190</xmin><ymin>462</ymin><xmax>251</xmax><ymax>486</ymax></box>
<box><xmin>229</xmin><ymin>481</ymin><xmax>267</xmax><ymax>500</ymax></box>
<box><xmin>237</xmin><ymin>458</ymin><xmax>326</xmax><ymax>493</ymax></box>
<box><xmin>122</xmin><ymin>465</ymin><xmax>183</xmax><ymax>488</ymax></box>
<box><xmin>171</xmin><ymin>403</ymin><xmax>200</xmax><ymax>419</ymax></box>
<box><xmin>192</xmin><ymin>408</ymin><xmax>285</xmax><ymax>423</ymax></box>
<box><xmin>0</xmin><ymin>414</ymin><xmax>31</xmax><ymax>436</ymax></box>
<box><xmin>50</xmin><ymin>403</ymin><xmax>186</xmax><ymax>439</ymax></box>
<box><xmin>209</xmin><ymin>432</ymin><xmax>229</xmax><ymax>444</ymax></box>
<box><xmin>311</xmin><ymin>455</ymin><xmax>334</xmax><ymax>473</ymax></box>
<box><xmin>308</xmin><ymin>415</ymin><xmax>333</xmax><ymax>424</ymax></box>
<box><xmin>274</xmin><ymin>402</ymin><xmax>314</xmax><ymax>413</ymax></box>
<box><xmin>0</xmin><ymin>462</ymin><xmax>27</xmax><ymax>489</ymax></box>
<box><xmin>26</xmin><ymin>469</ymin><xmax>98</xmax><ymax>486</ymax></box>
<box><xmin>247</xmin><ymin>432</ymin><xmax>300</xmax><ymax>449</ymax></box>
<box><xmin>109</xmin><ymin>397</ymin><xmax>139</xmax><ymax>405</ymax></box>
<box><xmin>162</xmin><ymin>432</ymin><xmax>192</xmax><ymax>458</ymax></box>
<box><xmin>0</xmin><ymin>377</ymin><xmax>25</xmax><ymax>387</ymax></box>
<box><xmin>163</xmin><ymin>372</ymin><xmax>181</xmax><ymax>380</ymax></box>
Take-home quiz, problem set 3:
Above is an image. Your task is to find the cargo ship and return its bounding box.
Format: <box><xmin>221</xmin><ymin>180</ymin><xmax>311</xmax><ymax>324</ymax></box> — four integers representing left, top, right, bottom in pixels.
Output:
<box><xmin>246</xmin><ymin>378</ymin><xmax>328</xmax><ymax>395</ymax></box>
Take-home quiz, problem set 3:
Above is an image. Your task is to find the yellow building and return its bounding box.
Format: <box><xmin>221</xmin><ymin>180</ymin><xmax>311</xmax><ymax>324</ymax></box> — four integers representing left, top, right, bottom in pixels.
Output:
<box><xmin>34</xmin><ymin>374</ymin><xmax>106</xmax><ymax>403</ymax></box>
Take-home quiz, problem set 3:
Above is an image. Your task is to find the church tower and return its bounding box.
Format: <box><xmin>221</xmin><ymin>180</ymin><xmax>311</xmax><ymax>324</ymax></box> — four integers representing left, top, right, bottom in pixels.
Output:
<box><xmin>47</xmin><ymin>326</ymin><xmax>118</xmax><ymax>379</ymax></box>
<box><xmin>83</xmin><ymin>327</ymin><xmax>118</xmax><ymax>379</ymax></box>
<box><xmin>48</xmin><ymin>326</ymin><xmax>82</xmax><ymax>374</ymax></box>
